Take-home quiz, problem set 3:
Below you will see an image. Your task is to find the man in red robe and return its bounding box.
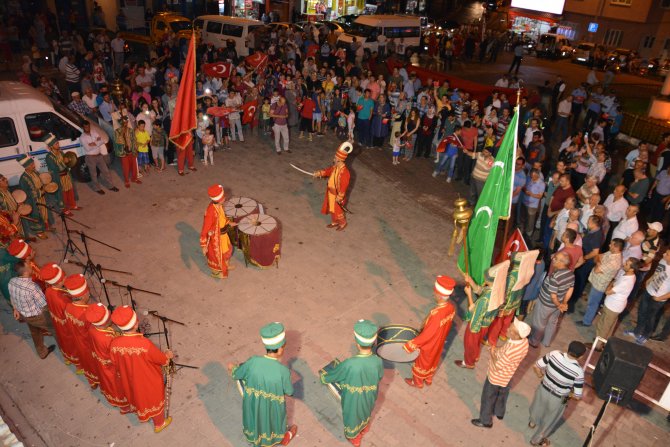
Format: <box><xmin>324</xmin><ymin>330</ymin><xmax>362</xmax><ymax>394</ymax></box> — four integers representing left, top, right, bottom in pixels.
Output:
<box><xmin>64</xmin><ymin>273</ymin><xmax>99</xmax><ymax>387</ymax></box>
<box><xmin>110</xmin><ymin>305</ymin><xmax>174</xmax><ymax>433</ymax></box>
<box><xmin>85</xmin><ymin>302</ymin><xmax>131</xmax><ymax>413</ymax></box>
<box><xmin>403</xmin><ymin>275</ymin><xmax>456</xmax><ymax>388</ymax></box>
<box><xmin>40</xmin><ymin>263</ymin><xmax>78</xmax><ymax>366</ymax></box>
<box><xmin>313</xmin><ymin>142</ymin><xmax>352</xmax><ymax>231</ymax></box>
<box><xmin>200</xmin><ymin>184</ymin><xmax>237</xmax><ymax>279</ymax></box>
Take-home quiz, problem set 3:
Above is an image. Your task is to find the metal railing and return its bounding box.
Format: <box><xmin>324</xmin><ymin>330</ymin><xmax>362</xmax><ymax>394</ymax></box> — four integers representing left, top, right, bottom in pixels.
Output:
<box><xmin>621</xmin><ymin>112</ymin><xmax>670</xmax><ymax>144</ymax></box>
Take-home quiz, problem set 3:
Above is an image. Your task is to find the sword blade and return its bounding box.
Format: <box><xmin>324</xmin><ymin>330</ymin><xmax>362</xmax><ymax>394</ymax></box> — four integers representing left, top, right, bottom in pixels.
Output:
<box><xmin>290</xmin><ymin>163</ymin><xmax>314</xmax><ymax>177</ymax></box>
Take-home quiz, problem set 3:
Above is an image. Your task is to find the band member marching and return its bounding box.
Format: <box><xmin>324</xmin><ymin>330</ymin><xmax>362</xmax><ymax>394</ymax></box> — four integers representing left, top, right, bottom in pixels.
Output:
<box><xmin>109</xmin><ymin>305</ymin><xmax>174</xmax><ymax>433</ymax></box>
<box><xmin>44</xmin><ymin>133</ymin><xmax>79</xmax><ymax>214</ymax></box>
<box><xmin>313</xmin><ymin>142</ymin><xmax>353</xmax><ymax>231</ymax></box>
<box><xmin>321</xmin><ymin>319</ymin><xmax>384</xmax><ymax>447</ymax></box>
<box><xmin>228</xmin><ymin>322</ymin><xmax>298</xmax><ymax>446</ymax></box>
<box><xmin>16</xmin><ymin>154</ymin><xmax>49</xmax><ymax>239</ymax></box>
<box><xmin>200</xmin><ymin>184</ymin><xmax>238</xmax><ymax>279</ymax></box>
<box><xmin>403</xmin><ymin>275</ymin><xmax>456</xmax><ymax>388</ymax></box>
<box><xmin>40</xmin><ymin>263</ymin><xmax>78</xmax><ymax>366</ymax></box>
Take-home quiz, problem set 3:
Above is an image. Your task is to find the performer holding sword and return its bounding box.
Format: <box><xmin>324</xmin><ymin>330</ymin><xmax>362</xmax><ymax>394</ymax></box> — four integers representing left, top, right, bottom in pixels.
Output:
<box><xmin>291</xmin><ymin>142</ymin><xmax>353</xmax><ymax>232</ymax></box>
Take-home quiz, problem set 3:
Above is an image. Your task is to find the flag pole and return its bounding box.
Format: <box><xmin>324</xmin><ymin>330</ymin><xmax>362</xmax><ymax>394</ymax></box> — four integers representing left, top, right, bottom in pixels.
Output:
<box><xmin>500</xmin><ymin>88</ymin><xmax>522</xmax><ymax>252</ymax></box>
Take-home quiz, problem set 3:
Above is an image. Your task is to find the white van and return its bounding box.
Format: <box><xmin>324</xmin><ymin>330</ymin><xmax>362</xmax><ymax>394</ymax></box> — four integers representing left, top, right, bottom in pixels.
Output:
<box><xmin>337</xmin><ymin>15</ymin><xmax>421</xmax><ymax>55</ymax></box>
<box><xmin>0</xmin><ymin>81</ymin><xmax>104</xmax><ymax>186</ymax></box>
<box><xmin>195</xmin><ymin>16</ymin><xmax>264</xmax><ymax>57</ymax></box>
<box><xmin>536</xmin><ymin>33</ymin><xmax>573</xmax><ymax>59</ymax></box>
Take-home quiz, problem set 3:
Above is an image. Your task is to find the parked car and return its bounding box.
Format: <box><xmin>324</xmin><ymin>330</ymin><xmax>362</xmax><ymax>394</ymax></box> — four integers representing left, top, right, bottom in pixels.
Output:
<box><xmin>295</xmin><ymin>20</ymin><xmax>348</xmax><ymax>36</ymax></box>
<box><xmin>607</xmin><ymin>48</ymin><xmax>633</xmax><ymax>71</ymax></box>
<box><xmin>333</xmin><ymin>14</ymin><xmax>359</xmax><ymax>28</ymax></box>
<box><xmin>572</xmin><ymin>42</ymin><xmax>595</xmax><ymax>65</ymax></box>
<box><xmin>195</xmin><ymin>16</ymin><xmax>264</xmax><ymax>57</ymax></box>
<box><xmin>535</xmin><ymin>33</ymin><xmax>572</xmax><ymax>59</ymax></box>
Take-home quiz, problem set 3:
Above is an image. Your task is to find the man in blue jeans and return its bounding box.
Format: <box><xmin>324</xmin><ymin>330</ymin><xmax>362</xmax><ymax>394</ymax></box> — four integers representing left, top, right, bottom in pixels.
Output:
<box><xmin>355</xmin><ymin>89</ymin><xmax>375</xmax><ymax>147</ymax></box>
<box><xmin>625</xmin><ymin>248</ymin><xmax>670</xmax><ymax>344</ymax></box>
<box><xmin>580</xmin><ymin>238</ymin><xmax>623</xmax><ymax>327</ymax></box>
<box><xmin>432</xmin><ymin>125</ymin><xmax>464</xmax><ymax>183</ymax></box>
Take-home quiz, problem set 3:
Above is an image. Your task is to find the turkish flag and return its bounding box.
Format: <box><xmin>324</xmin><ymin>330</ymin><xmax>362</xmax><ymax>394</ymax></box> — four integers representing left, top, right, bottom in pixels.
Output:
<box><xmin>241</xmin><ymin>100</ymin><xmax>258</xmax><ymax>125</ymax></box>
<box><xmin>169</xmin><ymin>33</ymin><xmax>196</xmax><ymax>151</ymax></box>
<box><xmin>245</xmin><ymin>52</ymin><xmax>268</xmax><ymax>70</ymax></box>
<box><xmin>203</xmin><ymin>62</ymin><xmax>232</xmax><ymax>78</ymax></box>
<box><xmin>495</xmin><ymin>228</ymin><xmax>528</xmax><ymax>263</ymax></box>
<box><xmin>206</xmin><ymin>106</ymin><xmax>237</xmax><ymax>117</ymax></box>
<box><xmin>306</xmin><ymin>44</ymin><xmax>319</xmax><ymax>59</ymax></box>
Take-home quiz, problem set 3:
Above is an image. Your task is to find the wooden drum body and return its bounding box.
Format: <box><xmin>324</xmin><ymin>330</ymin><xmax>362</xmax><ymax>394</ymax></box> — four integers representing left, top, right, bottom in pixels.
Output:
<box><xmin>238</xmin><ymin>214</ymin><xmax>281</xmax><ymax>268</ymax></box>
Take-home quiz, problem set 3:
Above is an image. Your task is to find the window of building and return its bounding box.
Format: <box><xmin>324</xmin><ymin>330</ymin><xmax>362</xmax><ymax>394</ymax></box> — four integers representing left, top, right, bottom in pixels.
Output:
<box><xmin>604</xmin><ymin>29</ymin><xmax>623</xmax><ymax>47</ymax></box>
<box><xmin>0</xmin><ymin>118</ymin><xmax>18</xmax><ymax>148</ymax></box>
<box><xmin>610</xmin><ymin>0</ymin><xmax>632</xmax><ymax>5</ymax></box>
<box><xmin>642</xmin><ymin>36</ymin><xmax>656</xmax><ymax>48</ymax></box>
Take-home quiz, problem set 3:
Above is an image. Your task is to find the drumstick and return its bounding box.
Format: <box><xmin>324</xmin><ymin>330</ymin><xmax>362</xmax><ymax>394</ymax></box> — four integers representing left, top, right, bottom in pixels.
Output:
<box><xmin>20</xmin><ymin>216</ymin><xmax>39</xmax><ymax>223</ymax></box>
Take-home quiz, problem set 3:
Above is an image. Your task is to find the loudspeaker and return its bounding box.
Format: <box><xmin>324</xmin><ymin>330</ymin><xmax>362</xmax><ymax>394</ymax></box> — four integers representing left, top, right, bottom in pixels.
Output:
<box><xmin>592</xmin><ymin>337</ymin><xmax>652</xmax><ymax>406</ymax></box>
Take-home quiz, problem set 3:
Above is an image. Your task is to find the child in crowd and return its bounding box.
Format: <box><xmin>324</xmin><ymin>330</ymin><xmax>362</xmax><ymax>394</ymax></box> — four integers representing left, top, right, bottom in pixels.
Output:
<box><xmin>202</xmin><ymin>127</ymin><xmax>215</xmax><ymax>166</ymax></box>
<box><xmin>392</xmin><ymin>131</ymin><xmax>401</xmax><ymax>165</ymax></box>
<box><xmin>261</xmin><ymin>97</ymin><xmax>271</xmax><ymax>135</ymax></box>
<box><xmin>150</xmin><ymin>121</ymin><xmax>167</xmax><ymax>171</ymax></box>
<box><xmin>299</xmin><ymin>95</ymin><xmax>316</xmax><ymax>141</ymax></box>
<box><xmin>219</xmin><ymin>114</ymin><xmax>231</xmax><ymax>150</ymax></box>
<box><xmin>135</xmin><ymin>120</ymin><xmax>151</xmax><ymax>175</ymax></box>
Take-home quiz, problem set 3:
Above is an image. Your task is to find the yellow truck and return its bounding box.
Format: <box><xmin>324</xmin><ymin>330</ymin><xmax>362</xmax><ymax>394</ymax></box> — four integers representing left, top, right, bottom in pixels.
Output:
<box><xmin>119</xmin><ymin>12</ymin><xmax>193</xmax><ymax>46</ymax></box>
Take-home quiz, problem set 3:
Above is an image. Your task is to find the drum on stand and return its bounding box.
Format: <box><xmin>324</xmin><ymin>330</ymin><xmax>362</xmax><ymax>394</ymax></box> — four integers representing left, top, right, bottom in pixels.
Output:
<box><xmin>375</xmin><ymin>325</ymin><xmax>420</xmax><ymax>363</ymax></box>
<box><xmin>17</xmin><ymin>204</ymin><xmax>32</xmax><ymax>216</ymax></box>
<box><xmin>238</xmin><ymin>214</ymin><xmax>281</xmax><ymax>268</ymax></box>
<box><xmin>39</xmin><ymin>172</ymin><xmax>52</xmax><ymax>185</ymax></box>
<box><xmin>319</xmin><ymin>358</ymin><xmax>342</xmax><ymax>401</ymax></box>
<box><xmin>224</xmin><ymin>197</ymin><xmax>259</xmax><ymax>248</ymax></box>
<box><xmin>11</xmin><ymin>190</ymin><xmax>27</xmax><ymax>205</ymax></box>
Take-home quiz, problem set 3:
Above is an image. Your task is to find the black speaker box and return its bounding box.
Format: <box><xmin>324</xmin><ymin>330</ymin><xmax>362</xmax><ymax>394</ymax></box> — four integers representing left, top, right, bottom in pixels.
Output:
<box><xmin>592</xmin><ymin>337</ymin><xmax>653</xmax><ymax>406</ymax></box>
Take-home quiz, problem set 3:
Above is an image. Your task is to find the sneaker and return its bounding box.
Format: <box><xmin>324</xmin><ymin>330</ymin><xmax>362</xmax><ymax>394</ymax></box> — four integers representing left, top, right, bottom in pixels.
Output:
<box><xmin>623</xmin><ymin>330</ymin><xmax>637</xmax><ymax>338</ymax></box>
<box><xmin>432</xmin><ymin>172</ymin><xmax>438</xmax><ymax>178</ymax></box>
<box><xmin>446</xmin><ymin>177</ymin><xmax>452</xmax><ymax>183</ymax></box>
<box><xmin>635</xmin><ymin>335</ymin><xmax>648</xmax><ymax>345</ymax></box>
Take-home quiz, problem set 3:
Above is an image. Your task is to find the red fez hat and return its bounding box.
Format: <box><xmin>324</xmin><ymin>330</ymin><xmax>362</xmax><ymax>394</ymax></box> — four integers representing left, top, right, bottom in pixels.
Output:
<box><xmin>64</xmin><ymin>273</ymin><xmax>89</xmax><ymax>298</ymax></box>
<box><xmin>434</xmin><ymin>275</ymin><xmax>456</xmax><ymax>297</ymax></box>
<box><xmin>40</xmin><ymin>263</ymin><xmax>64</xmax><ymax>285</ymax></box>
<box><xmin>85</xmin><ymin>302</ymin><xmax>110</xmax><ymax>326</ymax></box>
<box><xmin>8</xmin><ymin>239</ymin><xmax>31</xmax><ymax>259</ymax></box>
<box><xmin>208</xmin><ymin>184</ymin><xmax>225</xmax><ymax>202</ymax></box>
<box><xmin>111</xmin><ymin>305</ymin><xmax>137</xmax><ymax>331</ymax></box>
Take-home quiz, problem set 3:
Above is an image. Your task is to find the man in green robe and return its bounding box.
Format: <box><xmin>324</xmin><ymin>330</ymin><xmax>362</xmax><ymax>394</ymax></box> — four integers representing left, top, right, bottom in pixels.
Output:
<box><xmin>0</xmin><ymin>247</ymin><xmax>18</xmax><ymax>303</ymax></box>
<box><xmin>228</xmin><ymin>322</ymin><xmax>297</xmax><ymax>447</ymax></box>
<box><xmin>16</xmin><ymin>154</ymin><xmax>49</xmax><ymax>239</ymax></box>
<box><xmin>321</xmin><ymin>319</ymin><xmax>384</xmax><ymax>447</ymax></box>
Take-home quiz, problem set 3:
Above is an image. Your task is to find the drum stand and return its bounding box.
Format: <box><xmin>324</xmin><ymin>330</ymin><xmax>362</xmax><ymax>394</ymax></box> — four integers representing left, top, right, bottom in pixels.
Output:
<box><xmin>66</xmin><ymin>230</ymin><xmax>131</xmax><ymax>310</ymax></box>
<box><xmin>105</xmin><ymin>280</ymin><xmax>162</xmax><ymax>311</ymax></box>
<box><xmin>144</xmin><ymin>311</ymin><xmax>199</xmax><ymax>372</ymax></box>
<box><xmin>37</xmin><ymin>203</ymin><xmax>90</xmax><ymax>262</ymax></box>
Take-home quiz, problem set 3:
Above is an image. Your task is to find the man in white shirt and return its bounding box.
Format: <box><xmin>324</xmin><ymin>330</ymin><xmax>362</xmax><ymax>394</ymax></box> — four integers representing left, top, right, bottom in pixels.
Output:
<box><xmin>626</xmin><ymin>249</ymin><xmax>670</xmax><ymax>344</ymax></box>
<box><xmin>110</xmin><ymin>34</ymin><xmax>125</xmax><ymax>75</ymax></box>
<box><xmin>611</xmin><ymin>205</ymin><xmax>639</xmax><ymax>242</ymax></box>
<box><xmin>80</xmin><ymin>122</ymin><xmax>118</xmax><ymax>195</ymax></box>
<box><xmin>494</xmin><ymin>75</ymin><xmax>509</xmax><ymax>88</ymax></box>
<box><xmin>603</xmin><ymin>185</ymin><xmax>629</xmax><ymax>243</ymax></box>
<box><xmin>579</xmin><ymin>193</ymin><xmax>600</xmax><ymax>229</ymax></box>
<box><xmin>622</xmin><ymin>231</ymin><xmax>644</xmax><ymax>262</ymax></box>
<box><xmin>134</xmin><ymin>66</ymin><xmax>153</xmax><ymax>93</ymax></box>
<box><xmin>593</xmin><ymin>258</ymin><xmax>639</xmax><ymax>346</ymax></box>
<box><xmin>82</xmin><ymin>87</ymin><xmax>98</xmax><ymax>111</ymax></box>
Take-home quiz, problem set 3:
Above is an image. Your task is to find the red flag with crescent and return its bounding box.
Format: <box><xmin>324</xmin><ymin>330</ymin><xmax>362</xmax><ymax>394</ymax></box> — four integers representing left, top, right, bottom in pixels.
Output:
<box><xmin>241</xmin><ymin>100</ymin><xmax>258</xmax><ymax>125</ymax></box>
<box><xmin>206</xmin><ymin>106</ymin><xmax>237</xmax><ymax>117</ymax></box>
<box><xmin>169</xmin><ymin>33</ymin><xmax>196</xmax><ymax>151</ymax></box>
<box><xmin>203</xmin><ymin>62</ymin><xmax>233</xmax><ymax>78</ymax></box>
<box><xmin>496</xmin><ymin>228</ymin><xmax>528</xmax><ymax>263</ymax></box>
<box><xmin>245</xmin><ymin>52</ymin><xmax>268</xmax><ymax>70</ymax></box>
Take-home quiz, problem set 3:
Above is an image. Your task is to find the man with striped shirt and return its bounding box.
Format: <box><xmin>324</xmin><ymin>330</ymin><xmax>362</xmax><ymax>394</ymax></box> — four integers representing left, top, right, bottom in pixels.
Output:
<box><xmin>529</xmin><ymin>252</ymin><xmax>575</xmax><ymax>348</ymax></box>
<box><xmin>471</xmin><ymin>318</ymin><xmax>530</xmax><ymax>428</ymax></box>
<box><xmin>529</xmin><ymin>341</ymin><xmax>586</xmax><ymax>447</ymax></box>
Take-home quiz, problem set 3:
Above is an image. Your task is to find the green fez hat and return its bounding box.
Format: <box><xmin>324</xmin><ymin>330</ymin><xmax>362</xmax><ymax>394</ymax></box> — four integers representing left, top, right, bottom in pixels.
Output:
<box><xmin>45</xmin><ymin>133</ymin><xmax>58</xmax><ymax>148</ymax></box>
<box><xmin>16</xmin><ymin>154</ymin><xmax>34</xmax><ymax>168</ymax></box>
<box><xmin>354</xmin><ymin>319</ymin><xmax>378</xmax><ymax>347</ymax></box>
<box><xmin>260</xmin><ymin>322</ymin><xmax>286</xmax><ymax>349</ymax></box>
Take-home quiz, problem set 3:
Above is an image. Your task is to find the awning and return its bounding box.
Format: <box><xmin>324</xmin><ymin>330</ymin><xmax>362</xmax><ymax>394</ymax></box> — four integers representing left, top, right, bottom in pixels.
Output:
<box><xmin>508</xmin><ymin>8</ymin><xmax>561</xmax><ymax>24</ymax></box>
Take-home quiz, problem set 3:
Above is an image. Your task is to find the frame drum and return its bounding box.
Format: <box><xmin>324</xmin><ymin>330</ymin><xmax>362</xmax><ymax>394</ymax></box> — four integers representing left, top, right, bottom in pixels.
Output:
<box><xmin>18</xmin><ymin>204</ymin><xmax>32</xmax><ymax>216</ymax></box>
<box><xmin>375</xmin><ymin>325</ymin><xmax>420</xmax><ymax>363</ymax></box>
<box><xmin>44</xmin><ymin>182</ymin><xmax>59</xmax><ymax>193</ymax></box>
<box><xmin>224</xmin><ymin>196</ymin><xmax>259</xmax><ymax>223</ymax></box>
<box><xmin>11</xmin><ymin>189</ymin><xmax>26</xmax><ymax>204</ymax></box>
<box><xmin>238</xmin><ymin>214</ymin><xmax>281</xmax><ymax>268</ymax></box>
<box><xmin>39</xmin><ymin>172</ymin><xmax>52</xmax><ymax>185</ymax></box>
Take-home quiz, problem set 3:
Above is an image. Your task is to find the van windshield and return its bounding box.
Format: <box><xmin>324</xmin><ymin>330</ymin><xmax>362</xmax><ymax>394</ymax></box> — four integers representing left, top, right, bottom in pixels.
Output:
<box><xmin>348</xmin><ymin>23</ymin><xmax>377</xmax><ymax>38</ymax></box>
<box><xmin>50</xmin><ymin>98</ymin><xmax>87</xmax><ymax>128</ymax></box>
<box><xmin>170</xmin><ymin>21</ymin><xmax>193</xmax><ymax>32</ymax></box>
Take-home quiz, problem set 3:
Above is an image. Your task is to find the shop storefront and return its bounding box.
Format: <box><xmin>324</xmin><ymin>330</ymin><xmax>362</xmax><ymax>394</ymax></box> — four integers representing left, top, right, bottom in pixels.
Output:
<box><xmin>231</xmin><ymin>0</ymin><xmax>266</xmax><ymax>19</ymax></box>
<box><xmin>301</xmin><ymin>0</ymin><xmax>364</xmax><ymax>20</ymax></box>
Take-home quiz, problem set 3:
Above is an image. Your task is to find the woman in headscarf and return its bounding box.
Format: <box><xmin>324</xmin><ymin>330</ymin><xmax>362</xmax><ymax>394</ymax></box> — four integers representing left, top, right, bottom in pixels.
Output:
<box><xmin>371</xmin><ymin>94</ymin><xmax>391</xmax><ymax>148</ymax></box>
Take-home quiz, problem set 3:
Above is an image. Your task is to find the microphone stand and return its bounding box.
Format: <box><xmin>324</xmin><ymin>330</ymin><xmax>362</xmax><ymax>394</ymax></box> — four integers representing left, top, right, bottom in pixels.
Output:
<box><xmin>106</xmin><ymin>279</ymin><xmax>162</xmax><ymax>311</ymax></box>
<box><xmin>37</xmin><ymin>203</ymin><xmax>90</xmax><ymax>262</ymax></box>
<box><xmin>147</xmin><ymin>310</ymin><xmax>198</xmax><ymax>371</ymax></box>
<box><xmin>66</xmin><ymin>230</ymin><xmax>125</xmax><ymax>310</ymax></box>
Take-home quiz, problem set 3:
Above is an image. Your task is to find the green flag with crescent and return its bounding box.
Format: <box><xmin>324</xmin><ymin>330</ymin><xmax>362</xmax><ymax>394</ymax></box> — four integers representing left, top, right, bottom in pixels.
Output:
<box><xmin>457</xmin><ymin>110</ymin><xmax>518</xmax><ymax>285</ymax></box>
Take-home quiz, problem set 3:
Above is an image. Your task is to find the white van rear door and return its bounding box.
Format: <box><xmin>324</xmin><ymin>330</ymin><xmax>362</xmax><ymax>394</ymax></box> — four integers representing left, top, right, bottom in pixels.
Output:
<box><xmin>204</xmin><ymin>20</ymin><xmax>227</xmax><ymax>49</ymax></box>
<box><xmin>23</xmin><ymin>110</ymin><xmax>82</xmax><ymax>171</ymax></box>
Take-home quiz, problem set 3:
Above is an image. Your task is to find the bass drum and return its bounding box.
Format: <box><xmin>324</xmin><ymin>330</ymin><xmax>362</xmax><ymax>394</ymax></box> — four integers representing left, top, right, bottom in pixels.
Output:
<box><xmin>375</xmin><ymin>325</ymin><xmax>420</xmax><ymax>363</ymax></box>
<box><xmin>238</xmin><ymin>214</ymin><xmax>281</xmax><ymax>268</ymax></box>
